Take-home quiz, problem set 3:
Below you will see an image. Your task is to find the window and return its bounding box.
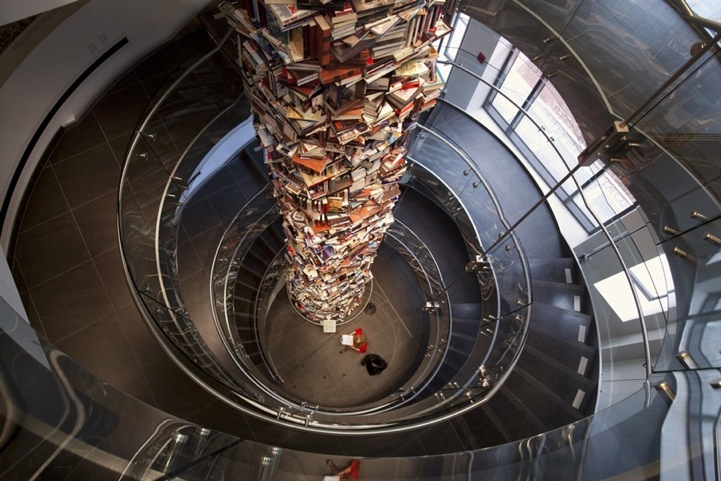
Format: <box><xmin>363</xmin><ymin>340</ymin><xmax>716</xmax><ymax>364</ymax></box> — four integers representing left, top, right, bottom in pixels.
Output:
<box><xmin>490</xmin><ymin>52</ymin><xmax>541</xmax><ymax>125</ymax></box>
<box><xmin>481</xmin><ymin>42</ymin><xmax>636</xmax><ymax>229</ymax></box>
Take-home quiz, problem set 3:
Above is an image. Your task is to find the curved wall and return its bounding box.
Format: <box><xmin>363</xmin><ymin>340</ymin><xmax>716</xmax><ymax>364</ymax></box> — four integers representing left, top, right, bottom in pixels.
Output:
<box><xmin>0</xmin><ymin>0</ymin><xmax>216</xmax><ymax>249</ymax></box>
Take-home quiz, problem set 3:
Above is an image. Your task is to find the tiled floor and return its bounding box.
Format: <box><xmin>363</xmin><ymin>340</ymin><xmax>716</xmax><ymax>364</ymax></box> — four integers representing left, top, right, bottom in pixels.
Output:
<box><xmin>7</xmin><ymin>26</ymin><xmax>469</xmax><ymax>457</ymax></box>
<box><xmin>7</xmin><ymin>22</ymin><xmax>576</xmax><ymax>459</ymax></box>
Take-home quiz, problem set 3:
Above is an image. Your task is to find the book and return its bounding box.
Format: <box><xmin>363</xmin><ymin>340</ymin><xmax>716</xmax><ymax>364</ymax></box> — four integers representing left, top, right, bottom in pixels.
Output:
<box><xmin>319</xmin><ymin>65</ymin><xmax>362</xmax><ymax>84</ymax></box>
<box><xmin>266</xmin><ymin>3</ymin><xmax>316</xmax><ymax>29</ymax></box>
<box><xmin>351</xmin><ymin>0</ymin><xmax>393</xmax><ymax>13</ymax></box>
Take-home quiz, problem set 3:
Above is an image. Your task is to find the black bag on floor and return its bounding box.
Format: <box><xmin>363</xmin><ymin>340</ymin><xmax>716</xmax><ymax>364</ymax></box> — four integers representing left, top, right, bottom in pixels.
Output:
<box><xmin>361</xmin><ymin>354</ymin><xmax>387</xmax><ymax>375</ymax></box>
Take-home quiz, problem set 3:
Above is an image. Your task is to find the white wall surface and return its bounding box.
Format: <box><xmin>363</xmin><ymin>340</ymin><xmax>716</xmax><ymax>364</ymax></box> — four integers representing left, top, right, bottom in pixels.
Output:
<box><xmin>0</xmin><ymin>0</ymin><xmax>215</xmax><ymax>250</ymax></box>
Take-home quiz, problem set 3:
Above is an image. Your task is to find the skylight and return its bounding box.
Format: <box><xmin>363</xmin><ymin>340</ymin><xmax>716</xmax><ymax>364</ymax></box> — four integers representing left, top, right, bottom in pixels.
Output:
<box><xmin>594</xmin><ymin>255</ymin><xmax>676</xmax><ymax>322</ymax></box>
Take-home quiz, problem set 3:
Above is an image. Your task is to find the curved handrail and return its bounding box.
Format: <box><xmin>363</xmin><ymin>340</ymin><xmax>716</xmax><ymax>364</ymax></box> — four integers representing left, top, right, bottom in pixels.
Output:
<box><xmin>209</xmin><ymin>185</ymin><xmax>455</xmax><ymax>417</ymax></box>
<box><xmin>117</xmin><ymin>27</ymin><xmax>651</xmax><ymax>432</ymax></box>
<box><xmin>436</xmin><ymin>59</ymin><xmax>653</xmax><ymax>383</ymax></box>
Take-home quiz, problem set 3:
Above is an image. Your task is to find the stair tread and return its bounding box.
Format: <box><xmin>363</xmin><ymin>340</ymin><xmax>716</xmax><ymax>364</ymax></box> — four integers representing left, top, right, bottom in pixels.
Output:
<box><xmin>519</xmin><ymin>346</ymin><xmax>596</xmax><ymax>386</ymax></box>
<box><xmin>502</xmin><ymin>368</ymin><xmax>585</xmax><ymax>427</ymax></box>
<box><xmin>527</xmin><ymin>258</ymin><xmax>577</xmax><ymax>285</ymax></box>
<box><xmin>516</xmin><ymin>349</ymin><xmax>595</xmax><ymax>414</ymax></box>
<box><xmin>485</xmin><ymin>387</ymin><xmax>547</xmax><ymax>439</ymax></box>
<box><xmin>528</xmin><ymin>324</ymin><xmax>596</xmax><ymax>353</ymax></box>
<box><xmin>523</xmin><ymin>340</ymin><xmax>596</xmax><ymax>383</ymax></box>
<box><xmin>451</xmin><ymin>303</ymin><xmax>484</xmax><ymax>319</ymax></box>
<box><xmin>530</xmin><ymin>303</ymin><xmax>593</xmax><ymax>343</ymax></box>
<box><xmin>454</xmin><ymin>407</ymin><xmax>510</xmax><ymax>448</ymax></box>
<box><xmin>531</xmin><ymin>280</ymin><xmax>587</xmax><ymax>312</ymax></box>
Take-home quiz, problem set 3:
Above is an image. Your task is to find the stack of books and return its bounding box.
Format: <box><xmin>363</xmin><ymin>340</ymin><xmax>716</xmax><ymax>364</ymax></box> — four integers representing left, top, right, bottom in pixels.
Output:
<box><xmin>220</xmin><ymin>0</ymin><xmax>453</xmax><ymax>323</ymax></box>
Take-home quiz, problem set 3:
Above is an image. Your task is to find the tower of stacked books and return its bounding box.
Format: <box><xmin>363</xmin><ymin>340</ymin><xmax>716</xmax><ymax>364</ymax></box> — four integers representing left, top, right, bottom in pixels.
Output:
<box><xmin>221</xmin><ymin>0</ymin><xmax>452</xmax><ymax>326</ymax></box>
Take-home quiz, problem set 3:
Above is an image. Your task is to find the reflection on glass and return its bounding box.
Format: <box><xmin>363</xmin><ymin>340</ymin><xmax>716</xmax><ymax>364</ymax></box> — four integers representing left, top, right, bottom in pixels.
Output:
<box><xmin>571</xmin><ymin>165</ymin><xmax>636</xmax><ymax>226</ymax></box>
<box><xmin>491</xmin><ymin>53</ymin><xmax>541</xmax><ymax>124</ymax></box>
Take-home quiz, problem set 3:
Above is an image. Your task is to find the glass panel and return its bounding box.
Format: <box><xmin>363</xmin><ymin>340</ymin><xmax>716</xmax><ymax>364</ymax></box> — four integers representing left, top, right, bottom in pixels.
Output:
<box><xmin>562</xmin><ymin>0</ymin><xmax>701</xmax><ymax>120</ymax></box>
<box><xmin>634</xmin><ymin>46</ymin><xmax>721</xmax><ymax>203</ymax></box>
<box><xmin>490</xmin><ymin>53</ymin><xmax>541</xmax><ymax>125</ymax></box>
<box><xmin>406</xmin><ymin>123</ymin><xmax>533</xmax><ymax>412</ymax></box>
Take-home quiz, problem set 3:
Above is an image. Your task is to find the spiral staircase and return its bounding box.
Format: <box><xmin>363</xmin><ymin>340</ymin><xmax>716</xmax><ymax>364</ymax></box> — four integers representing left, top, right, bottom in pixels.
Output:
<box><xmin>2</xmin><ymin>2</ymin><xmax>720</xmax><ymax>480</ymax></box>
<box><xmin>115</xmin><ymin>21</ymin><xmax>602</xmax><ymax>444</ymax></box>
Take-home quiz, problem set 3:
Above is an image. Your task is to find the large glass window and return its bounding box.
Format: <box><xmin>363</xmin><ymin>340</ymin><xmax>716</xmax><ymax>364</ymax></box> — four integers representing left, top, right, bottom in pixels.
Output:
<box><xmin>490</xmin><ymin>53</ymin><xmax>541</xmax><ymax>125</ymax></box>
<box><xmin>482</xmin><ymin>42</ymin><xmax>636</xmax><ymax>230</ymax></box>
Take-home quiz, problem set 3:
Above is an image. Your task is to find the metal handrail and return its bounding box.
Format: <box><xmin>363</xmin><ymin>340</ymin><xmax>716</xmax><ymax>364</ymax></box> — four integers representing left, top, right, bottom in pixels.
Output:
<box><xmin>436</xmin><ymin>59</ymin><xmax>653</xmax><ymax>382</ymax></box>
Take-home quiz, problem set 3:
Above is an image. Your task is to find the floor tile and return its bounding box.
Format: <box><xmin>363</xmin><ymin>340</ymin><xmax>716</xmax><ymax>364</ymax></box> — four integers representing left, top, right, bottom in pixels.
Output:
<box><xmin>17</xmin><ymin>164</ymin><xmax>69</xmax><ymax>231</ymax></box>
<box><xmin>142</xmin><ymin>354</ymin><xmax>222</xmax><ymax>420</ymax></box>
<box><xmin>14</xmin><ymin>211</ymin><xmax>91</xmax><ymax>287</ymax></box>
<box><xmin>48</xmin><ymin>114</ymin><xmax>107</xmax><ymax>164</ymax></box>
<box><xmin>115</xmin><ymin>302</ymin><xmax>166</xmax><ymax>368</ymax></box>
<box><xmin>29</xmin><ymin>260</ymin><xmax>114</xmax><ymax>343</ymax></box>
<box><xmin>105</xmin><ymin>69</ymin><xmax>140</xmax><ymax>95</ymax></box>
<box><xmin>133</xmin><ymin>42</ymin><xmax>186</xmax><ymax>81</ymax></box>
<box><xmin>53</xmin><ymin>143</ymin><xmax>120</xmax><ymax>209</ymax></box>
<box><xmin>181</xmin><ymin>195</ymin><xmax>223</xmax><ymax>241</ymax></box>
<box><xmin>93</xmin><ymin>247</ymin><xmax>134</xmax><ymax>310</ymax></box>
<box><xmin>92</xmin><ymin>82</ymin><xmax>149</xmax><ymax>140</ymax></box>
<box><xmin>107</xmin><ymin>131</ymin><xmax>133</xmax><ymax>168</ymax></box>
<box><xmin>53</xmin><ymin>311</ymin><xmax>142</xmax><ymax>388</ymax></box>
<box><xmin>73</xmin><ymin>191</ymin><xmax>119</xmax><ymax>258</ymax></box>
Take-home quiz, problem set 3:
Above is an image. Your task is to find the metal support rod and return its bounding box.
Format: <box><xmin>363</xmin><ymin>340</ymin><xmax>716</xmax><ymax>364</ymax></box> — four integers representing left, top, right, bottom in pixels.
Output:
<box><xmin>482</xmin><ymin>163</ymin><xmax>584</xmax><ymax>255</ymax></box>
<box><xmin>621</xmin><ymin>31</ymin><xmax>721</xmax><ymax>128</ymax></box>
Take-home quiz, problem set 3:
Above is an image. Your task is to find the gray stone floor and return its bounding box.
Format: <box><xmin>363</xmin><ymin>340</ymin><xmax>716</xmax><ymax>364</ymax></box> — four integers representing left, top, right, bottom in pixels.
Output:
<box><xmin>7</xmin><ymin>28</ymin><xmax>469</xmax><ymax>458</ymax></box>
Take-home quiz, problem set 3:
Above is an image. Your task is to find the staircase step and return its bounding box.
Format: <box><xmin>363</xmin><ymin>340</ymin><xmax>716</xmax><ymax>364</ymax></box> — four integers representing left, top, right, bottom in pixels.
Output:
<box><xmin>243</xmin><ymin>249</ymin><xmax>272</xmax><ymax>273</ymax></box>
<box><xmin>485</xmin><ymin>386</ymin><xmax>547</xmax><ymax>440</ymax></box>
<box><xmin>530</xmin><ymin>303</ymin><xmax>593</xmax><ymax>344</ymax></box>
<box><xmin>526</xmin><ymin>325</ymin><xmax>596</xmax><ymax>376</ymax></box>
<box><xmin>237</xmin><ymin>267</ymin><xmax>262</xmax><ymax>283</ymax></box>
<box><xmin>444</xmin><ymin>337</ymin><xmax>475</xmax><ymax>360</ymax></box>
<box><xmin>235</xmin><ymin>278</ymin><xmax>259</xmax><ymax>292</ymax></box>
<box><xmin>502</xmin><ymin>368</ymin><xmax>584</xmax><ymax>428</ymax></box>
<box><xmin>452</xmin><ymin>317</ymin><xmax>482</xmax><ymax>331</ymax></box>
<box><xmin>527</xmin><ymin>258</ymin><xmax>577</xmax><ymax>284</ymax></box>
<box><xmin>517</xmin><ymin>347</ymin><xmax>596</xmax><ymax>413</ymax></box>
<box><xmin>531</xmin><ymin>280</ymin><xmax>586</xmax><ymax>312</ymax></box>
<box><xmin>453</xmin><ymin>406</ymin><xmax>509</xmax><ymax>448</ymax></box>
<box><xmin>255</xmin><ymin>233</ymin><xmax>282</xmax><ymax>259</ymax></box>
<box><xmin>451</xmin><ymin>303</ymin><xmax>483</xmax><ymax>319</ymax></box>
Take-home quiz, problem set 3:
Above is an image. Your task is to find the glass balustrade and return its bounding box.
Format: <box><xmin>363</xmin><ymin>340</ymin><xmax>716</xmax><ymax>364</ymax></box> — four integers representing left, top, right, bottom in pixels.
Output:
<box><xmin>116</xmin><ymin>23</ymin><xmax>539</xmax><ymax>431</ymax></box>
<box><xmin>0</xmin><ymin>294</ymin><xmax>683</xmax><ymax>480</ymax></box>
<box><xmin>5</xmin><ymin>1</ymin><xmax>721</xmax><ymax>478</ymax></box>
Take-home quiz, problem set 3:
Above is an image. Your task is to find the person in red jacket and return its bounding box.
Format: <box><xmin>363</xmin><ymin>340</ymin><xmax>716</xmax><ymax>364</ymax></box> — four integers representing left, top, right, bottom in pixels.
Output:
<box><xmin>325</xmin><ymin>459</ymin><xmax>361</xmax><ymax>480</ymax></box>
<box><xmin>339</xmin><ymin>328</ymin><xmax>367</xmax><ymax>354</ymax></box>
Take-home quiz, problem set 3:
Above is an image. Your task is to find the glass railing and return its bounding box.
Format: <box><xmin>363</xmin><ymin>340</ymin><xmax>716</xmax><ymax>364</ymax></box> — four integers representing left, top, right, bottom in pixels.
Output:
<box><xmin>435</xmin><ymin>58</ymin><xmax>658</xmax><ymax>404</ymax></box>
<box><xmin>436</xmin><ymin>34</ymin><xmax>721</xmax><ymax>415</ymax></box>
<box><xmin>459</xmin><ymin>2</ymin><xmax>721</xmax><ymax>383</ymax></box>
<box><xmin>118</xmin><ymin>34</ymin><xmax>266</xmax><ymax>408</ymax></box>
<box><xmin>405</xmin><ymin>126</ymin><xmax>532</xmax><ymax>416</ymax></box>
<box><xmin>117</xmin><ymin>22</ymin><xmax>534</xmax><ymax>430</ymax></box>
<box><xmin>3</xmin><ymin>293</ymin><xmax>701</xmax><ymax>480</ymax></box>
<box><xmin>207</xmin><ymin>172</ymin><xmax>524</xmax><ymax>423</ymax></box>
